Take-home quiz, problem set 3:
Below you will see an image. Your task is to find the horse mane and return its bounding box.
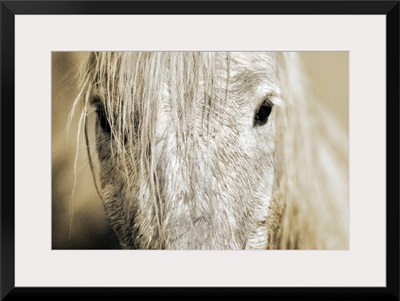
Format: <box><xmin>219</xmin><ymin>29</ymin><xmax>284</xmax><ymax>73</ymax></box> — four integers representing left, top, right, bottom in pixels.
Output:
<box><xmin>269</xmin><ymin>53</ymin><xmax>349</xmax><ymax>249</ymax></box>
<box><xmin>70</xmin><ymin>52</ymin><xmax>349</xmax><ymax>249</ymax></box>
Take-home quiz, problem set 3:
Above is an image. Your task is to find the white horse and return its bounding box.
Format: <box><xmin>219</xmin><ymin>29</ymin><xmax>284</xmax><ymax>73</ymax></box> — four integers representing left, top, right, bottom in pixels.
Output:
<box><xmin>70</xmin><ymin>52</ymin><xmax>348</xmax><ymax>249</ymax></box>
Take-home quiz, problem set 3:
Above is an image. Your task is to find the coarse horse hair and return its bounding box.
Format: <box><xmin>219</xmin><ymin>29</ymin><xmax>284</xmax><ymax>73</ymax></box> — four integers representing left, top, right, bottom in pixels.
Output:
<box><xmin>69</xmin><ymin>51</ymin><xmax>348</xmax><ymax>250</ymax></box>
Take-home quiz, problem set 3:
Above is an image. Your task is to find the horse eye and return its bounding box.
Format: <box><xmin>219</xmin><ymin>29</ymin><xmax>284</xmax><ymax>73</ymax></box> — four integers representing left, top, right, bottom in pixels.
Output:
<box><xmin>254</xmin><ymin>100</ymin><xmax>273</xmax><ymax>126</ymax></box>
<box><xmin>96</xmin><ymin>103</ymin><xmax>111</xmax><ymax>134</ymax></box>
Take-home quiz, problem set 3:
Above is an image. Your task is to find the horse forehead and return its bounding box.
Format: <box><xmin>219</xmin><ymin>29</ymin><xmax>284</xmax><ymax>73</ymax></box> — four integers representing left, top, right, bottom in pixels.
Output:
<box><xmin>230</xmin><ymin>52</ymin><xmax>276</xmax><ymax>69</ymax></box>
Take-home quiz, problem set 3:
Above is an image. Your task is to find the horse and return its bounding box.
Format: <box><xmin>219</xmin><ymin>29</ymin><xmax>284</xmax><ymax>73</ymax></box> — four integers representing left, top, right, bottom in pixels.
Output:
<box><xmin>69</xmin><ymin>52</ymin><xmax>349</xmax><ymax>250</ymax></box>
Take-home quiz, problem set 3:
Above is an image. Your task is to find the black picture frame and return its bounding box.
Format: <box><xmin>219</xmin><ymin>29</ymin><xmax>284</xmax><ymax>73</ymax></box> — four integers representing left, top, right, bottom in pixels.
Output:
<box><xmin>1</xmin><ymin>1</ymin><xmax>399</xmax><ymax>300</ymax></box>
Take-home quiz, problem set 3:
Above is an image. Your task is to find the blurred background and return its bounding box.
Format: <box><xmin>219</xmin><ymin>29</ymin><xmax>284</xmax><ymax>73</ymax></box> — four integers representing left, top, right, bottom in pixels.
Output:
<box><xmin>52</xmin><ymin>52</ymin><xmax>348</xmax><ymax>249</ymax></box>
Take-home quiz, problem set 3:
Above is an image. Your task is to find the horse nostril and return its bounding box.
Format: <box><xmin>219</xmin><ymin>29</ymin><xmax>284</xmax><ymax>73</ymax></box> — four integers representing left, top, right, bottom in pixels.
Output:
<box><xmin>254</xmin><ymin>100</ymin><xmax>273</xmax><ymax>126</ymax></box>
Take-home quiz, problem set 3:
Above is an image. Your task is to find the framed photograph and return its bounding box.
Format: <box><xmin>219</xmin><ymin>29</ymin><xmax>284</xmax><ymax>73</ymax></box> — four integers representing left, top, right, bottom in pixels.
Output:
<box><xmin>2</xmin><ymin>1</ymin><xmax>399</xmax><ymax>300</ymax></box>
